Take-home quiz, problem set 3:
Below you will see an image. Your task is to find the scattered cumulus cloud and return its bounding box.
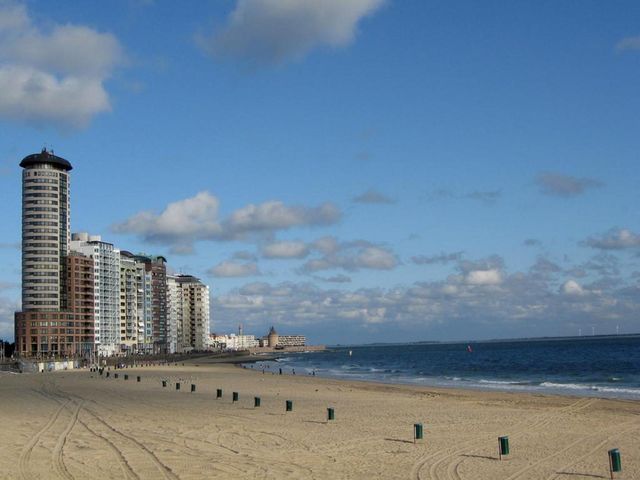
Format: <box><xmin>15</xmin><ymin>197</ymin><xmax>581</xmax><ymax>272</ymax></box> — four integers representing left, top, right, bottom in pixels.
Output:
<box><xmin>323</xmin><ymin>274</ymin><xmax>352</xmax><ymax>283</ymax></box>
<box><xmin>425</xmin><ymin>188</ymin><xmax>501</xmax><ymax>204</ymax></box>
<box><xmin>300</xmin><ymin>238</ymin><xmax>399</xmax><ymax>273</ymax></box>
<box><xmin>208</xmin><ymin>261</ymin><xmax>260</xmax><ymax>278</ymax></box>
<box><xmin>213</xmin><ymin>254</ymin><xmax>640</xmax><ymax>341</ymax></box>
<box><xmin>523</xmin><ymin>238</ymin><xmax>542</xmax><ymax>247</ymax></box>
<box><xmin>112</xmin><ymin>191</ymin><xmax>341</xmax><ymax>253</ymax></box>
<box><xmin>615</xmin><ymin>35</ymin><xmax>640</xmax><ymax>52</ymax></box>
<box><xmin>262</xmin><ymin>240</ymin><xmax>309</xmax><ymax>259</ymax></box>
<box><xmin>352</xmin><ymin>189</ymin><xmax>395</xmax><ymax>204</ymax></box>
<box><xmin>197</xmin><ymin>0</ymin><xmax>385</xmax><ymax>66</ymax></box>
<box><xmin>465</xmin><ymin>269</ymin><xmax>502</xmax><ymax>286</ymax></box>
<box><xmin>412</xmin><ymin>251</ymin><xmax>463</xmax><ymax>265</ymax></box>
<box><xmin>535</xmin><ymin>172</ymin><xmax>603</xmax><ymax>197</ymax></box>
<box><xmin>583</xmin><ymin>228</ymin><xmax>640</xmax><ymax>250</ymax></box>
<box><xmin>0</xmin><ymin>1</ymin><xmax>125</xmax><ymax>129</ymax></box>
<box><xmin>561</xmin><ymin>279</ymin><xmax>585</xmax><ymax>296</ymax></box>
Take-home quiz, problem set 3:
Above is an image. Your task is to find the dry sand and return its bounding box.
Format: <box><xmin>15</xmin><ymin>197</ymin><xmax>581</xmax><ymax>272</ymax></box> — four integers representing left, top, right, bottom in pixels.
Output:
<box><xmin>1</xmin><ymin>360</ymin><xmax>638</xmax><ymax>479</ymax></box>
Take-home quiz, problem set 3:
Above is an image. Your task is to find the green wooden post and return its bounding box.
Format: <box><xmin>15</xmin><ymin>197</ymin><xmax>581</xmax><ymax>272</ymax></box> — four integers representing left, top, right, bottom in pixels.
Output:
<box><xmin>232</xmin><ymin>391</ymin><xmax>239</xmax><ymax>402</ymax></box>
<box><xmin>414</xmin><ymin>423</ymin><xmax>423</xmax><ymax>442</ymax></box>
<box><xmin>327</xmin><ymin>407</ymin><xmax>335</xmax><ymax>421</ymax></box>
<box><xmin>216</xmin><ymin>388</ymin><xmax>222</xmax><ymax>398</ymax></box>
<box><xmin>499</xmin><ymin>436</ymin><xmax>509</xmax><ymax>460</ymax></box>
<box><xmin>609</xmin><ymin>449</ymin><xmax>622</xmax><ymax>478</ymax></box>
<box><xmin>254</xmin><ymin>397</ymin><xmax>261</xmax><ymax>407</ymax></box>
<box><xmin>286</xmin><ymin>400</ymin><xmax>293</xmax><ymax>412</ymax></box>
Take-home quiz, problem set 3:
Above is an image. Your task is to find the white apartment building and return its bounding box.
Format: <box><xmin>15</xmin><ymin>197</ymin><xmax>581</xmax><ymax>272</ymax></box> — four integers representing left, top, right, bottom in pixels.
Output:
<box><xmin>166</xmin><ymin>275</ymin><xmax>210</xmax><ymax>352</ymax></box>
<box><xmin>70</xmin><ymin>233</ymin><xmax>121</xmax><ymax>357</ymax></box>
<box><xmin>213</xmin><ymin>334</ymin><xmax>259</xmax><ymax>350</ymax></box>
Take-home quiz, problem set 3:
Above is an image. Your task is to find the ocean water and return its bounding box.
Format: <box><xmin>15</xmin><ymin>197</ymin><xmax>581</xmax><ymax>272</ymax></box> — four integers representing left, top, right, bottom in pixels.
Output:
<box><xmin>251</xmin><ymin>336</ymin><xmax>640</xmax><ymax>400</ymax></box>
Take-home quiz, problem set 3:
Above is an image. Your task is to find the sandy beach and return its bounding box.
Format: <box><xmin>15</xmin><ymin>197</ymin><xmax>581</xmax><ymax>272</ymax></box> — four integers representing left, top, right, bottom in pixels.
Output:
<box><xmin>1</xmin><ymin>360</ymin><xmax>638</xmax><ymax>480</ymax></box>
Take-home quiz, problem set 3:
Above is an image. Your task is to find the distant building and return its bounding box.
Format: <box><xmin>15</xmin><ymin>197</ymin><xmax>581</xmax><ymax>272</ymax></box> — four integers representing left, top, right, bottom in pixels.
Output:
<box><xmin>260</xmin><ymin>326</ymin><xmax>306</xmax><ymax>348</ymax></box>
<box><xmin>118</xmin><ymin>251</ymin><xmax>145</xmax><ymax>354</ymax></box>
<box><xmin>134</xmin><ymin>254</ymin><xmax>167</xmax><ymax>354</ymax></box>
<box><xmin>70</xmin><ymin>233</ymin><xmax>121</xmax><ymax>357</ymax></box>
<box><xmin>167</xmin><ymin>275</ymin><xmax>210</xmax><ymax>352</ymax></box>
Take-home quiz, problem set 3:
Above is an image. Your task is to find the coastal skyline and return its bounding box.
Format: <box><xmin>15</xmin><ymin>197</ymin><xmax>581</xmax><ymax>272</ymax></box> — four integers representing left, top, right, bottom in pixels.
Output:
<box><xmin>1</xmin><ymin>1</ymin><xmax>640</xmax><ymax>344</ymax></box>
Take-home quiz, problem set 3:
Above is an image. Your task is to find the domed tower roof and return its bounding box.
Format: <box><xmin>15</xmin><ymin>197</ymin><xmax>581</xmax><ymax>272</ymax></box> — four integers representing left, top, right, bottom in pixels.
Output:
<box><xmin>268</xmin><ymin>326</ymin><xmax>277</xmax><ymax>335</ymax></box>
<box><xmin>20</xmin><ymin>148</ymin><xmax>73</xmax><ymax>171</ymax></box>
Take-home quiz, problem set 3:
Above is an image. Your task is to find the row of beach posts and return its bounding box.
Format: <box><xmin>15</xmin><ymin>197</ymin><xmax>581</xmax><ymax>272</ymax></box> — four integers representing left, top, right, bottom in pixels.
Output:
<box><xmin>90</xmin><ymin>365</ymin><xmax>624</xmax><ymax>478</ymax></box>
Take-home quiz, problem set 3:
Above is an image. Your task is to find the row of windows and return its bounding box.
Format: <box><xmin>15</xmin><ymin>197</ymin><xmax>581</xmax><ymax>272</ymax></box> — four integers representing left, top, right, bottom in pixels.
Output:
<box><xmin>25</xmin><ymin>285</ymin><xmax>59</xmax><ymax>291</ymax></box>
<box><xmin>26</xmin><ymin>199</ymin><xmax>59</xmax><ymax>205</ymax></box>
<box><xmin>24</xmin><ymin>271</ymin><xmax>58</xmax><ymax>277</ymax></box>
<box><xmin>24</xmin><ymin>264</ymin><xmax>59</xmax><ymax>270</ymax></box>
<box><xmin>24</xmin><ymin>236</ymin><xmax>58</xmax><ymax>241</ymax></box>
<box><xmin>23</xmin><ymin>250</ymin><xmax>58</xmax><ymax>255</ymax></box>
<box><xmin>25</xmin><ymin>300</ymin><xmax>58</xmax><ymax>306</ymax></box>
<box><xmin>24</xmin><ymin>177</ymin><xmax>58</xmax><ymax>184</ymax></box>
<box><xmin>24</xmin><ymin>293</ymin><xmax>59</xmax><ymax>299</ymax></box>
<box><xmin>24</xmin><ymin>207</ymin><xmax>59</xmax><ymax>213</ymax></box>
<box><xmin>25</xmin><ymin>169</ymin><xmax>59</xmax><ymax>176</ymax></box>
<box><xmin>24</xmin><ymin>228</ymin><xmax>58</xmax><ymax>233</ymax></box>
<box><xmin>25</xmin><ymin>213</ymin><xmax>58</xmax><ymax>220</ymax></box>
<box><xmin>24</xmin><ymin>185</ymin><xmax>59</xmax><ymax>191</ymax></box>
<box><xmin>23</xmin><ymin>192</ymin><xmax>60</xmax><ymax>198</ymax></box>
<box><xmin>25</xmin><ymin>278</ymin><xmax>59</xmax><ymax>284</ymax></box>
<box><xmin>24</xmin><ymin>220</ymin><xmax>58</xmax><ymax>226</ymax></box>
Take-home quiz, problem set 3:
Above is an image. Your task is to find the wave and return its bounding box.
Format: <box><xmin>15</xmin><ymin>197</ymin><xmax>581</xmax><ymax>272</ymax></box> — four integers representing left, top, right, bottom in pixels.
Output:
<box><xmin>540</xmin><ymin>382</ymin><xmax>640</xmax><ymax>395</ymax></box>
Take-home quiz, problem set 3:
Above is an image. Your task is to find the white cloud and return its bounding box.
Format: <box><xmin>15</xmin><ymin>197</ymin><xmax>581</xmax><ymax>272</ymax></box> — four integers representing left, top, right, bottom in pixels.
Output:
<box><xmin>0</xmin><ymin>2</ymin><xmax>125</xmax><ymax>128</ymax></box>
<box><xmin>208</xmin><ymin>261</ymin><xmax>260</xmax><ymax>278</ymax></box>
<box><xmin>352</xmin><ymin>189</ymin><xmax>395</xmax><ymax>204</ymax></box>
<box><xmin>535</xmin><ymin>172</ymin><xmax>602</xmax><ymax>197</ymax></box>
<box><xmin>262</xmin><ymin>240</ymin><xmax>309</xmax><ymax>259</ymax></box>
<box><xmin>465</xmin><ymin>269</ymin><xmax>502</xmax><ymax>286</ymax></box>
<box><xmin>112</xmin><ymin>191</ymin><xmax>341</xmax><ymax>252</ymax></box>
<box><xmin>197</xmin><ymin>0</ymin><xmax>385</xmax><ymax>65</ymax></box>
<box><xmin>561</xmin><ymin>280</ymin><xmax>585</xmax><ymax>296</ymax></box>
<box><xmin>583</xmin><ymin>228</ymin><xmax>640</xmax><ymax>250</ymax></box>
<box><xmin>225</xmin><ymin>201</ymin><xmax>339</xmax><ymax>235</ymax></box>
<box><xmin>300</xmin><ymin>240</ymin><xmax>399</xmax><ymax>273</ymax></box>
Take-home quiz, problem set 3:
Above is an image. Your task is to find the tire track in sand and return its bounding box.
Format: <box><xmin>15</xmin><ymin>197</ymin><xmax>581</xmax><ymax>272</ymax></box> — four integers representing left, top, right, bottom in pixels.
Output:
<box><xmin>81</xmin><ymin>406</ymin><xmax>179</xmax><ymax>480</ymax></box>
<box><xmin>51</xmin><ymin>400</ymin><xmax>83</xmax><ymax>480</ymax></box>
<box><xmin>18</xmin><ymin>398</ymin><xmax>72</xmax><ymax>480</ymax></box>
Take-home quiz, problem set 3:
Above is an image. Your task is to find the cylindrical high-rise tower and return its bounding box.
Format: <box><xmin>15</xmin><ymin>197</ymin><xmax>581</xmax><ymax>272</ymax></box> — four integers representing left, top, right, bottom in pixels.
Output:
<box><xmin>20</xmin><ymin>148</ymin><xmax>72</xmax><ymax>311</ymax></box>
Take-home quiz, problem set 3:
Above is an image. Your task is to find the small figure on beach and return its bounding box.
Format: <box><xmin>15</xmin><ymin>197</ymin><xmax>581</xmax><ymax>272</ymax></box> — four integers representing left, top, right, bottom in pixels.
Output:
<box><xmin>292</xmin><ymin>369</ymin><xmax>296</xmax><ymax>375</ymax></box>
<box><xmin>279</xmin><ymin>368</ymin><xmax>282</xmax><ymax>375</ymax></box>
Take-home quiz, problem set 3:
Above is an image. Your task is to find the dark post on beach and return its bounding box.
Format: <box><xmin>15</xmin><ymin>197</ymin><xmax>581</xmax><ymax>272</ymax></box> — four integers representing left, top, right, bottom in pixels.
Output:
<box><xmin>498</xmin><ymin>436</ymin><xmax>509</xmax><ymax>460</ymax></box>
<box><xmin>216</xmin><ymin>388</ymin><xmax>222</xmax><ymax>398</ymax></box>
<box><xmin>609</xmin><ymin>448</ymin><xmax>622</xmax><ymax>479</ymax></box>
<box><xmin>162</xmin><ymin>380</ymin><xmax>167</xmax><ymax>388</ymax></box>
<box><xmin>124</xmin><ymin>374</ymin><xmax>128</xmax><ymax>380</ymax></box>
<box><xmin>286</xmin><ymin>400</ymin><xmax>293</xmax><ymax>412</ymax></box>
<box><xmin>327</xmin><ymin>407</ymin><xmax>335</xmax><ymax>421</ymax></box>
<box><xmin>191</xmin><ymin>384</ymin><xmax>196</xmax><ymax>393</ymax></box>
<box><xmin>115</xmin><ymin>373</ymin><xmax>119</xmax><ymax>379</ymax></box>
<box><xmin>254</xmin><ymin>397</ymin><xmax>261</xmax><ymax>408</ymax></box>
<box><xmin>233</xmin><ymin>392</ymin><xmax>239</xmax><ymax>402</ymax></box>
<box><xmin>414</xmin><ymin>423</ymin><xmax>423</xmax><ymax>443</ymax></box>
<box><xmin>176</xmin><ymin>382</ymin><xmax>181</xmax><ymax>391</ymax></box>
<box><xmin>137</xmin><ymin>376</ymin><xmax>141</xmax><ymax>382</ymax></box>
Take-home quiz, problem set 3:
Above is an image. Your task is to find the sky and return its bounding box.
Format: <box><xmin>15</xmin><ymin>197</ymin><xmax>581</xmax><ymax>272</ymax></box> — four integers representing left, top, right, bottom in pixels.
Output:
<box><xmin>0</xmin><ymin>0</ymin><xmax>639</xmax><ymax>345</ymax></box>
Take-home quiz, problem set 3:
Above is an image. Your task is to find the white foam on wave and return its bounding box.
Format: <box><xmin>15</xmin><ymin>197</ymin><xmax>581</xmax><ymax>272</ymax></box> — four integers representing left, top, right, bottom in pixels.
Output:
<box><xmin>540</xmin><ymin>382</ymin><xmax>640</xmax><ymax>396</ymax></box>
<box><xmin>479</xmin><ymin>379</ymin><xmax>522</xmax><ymax>385</ymax></box>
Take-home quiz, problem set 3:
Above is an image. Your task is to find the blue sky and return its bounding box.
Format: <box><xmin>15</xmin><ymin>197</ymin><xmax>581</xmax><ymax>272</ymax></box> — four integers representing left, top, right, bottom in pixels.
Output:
<box><xmin>1</xmin><ymin>0</ymin><xmax>639</xmax><ymax>344</ymax></box>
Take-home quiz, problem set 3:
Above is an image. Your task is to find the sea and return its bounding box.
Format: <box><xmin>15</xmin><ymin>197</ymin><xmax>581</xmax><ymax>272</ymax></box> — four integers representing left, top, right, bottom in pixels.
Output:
<box><xmin>250</xmin><ymin>335</ymin><xmax>640</xmax><ymax>400</ymax></box>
